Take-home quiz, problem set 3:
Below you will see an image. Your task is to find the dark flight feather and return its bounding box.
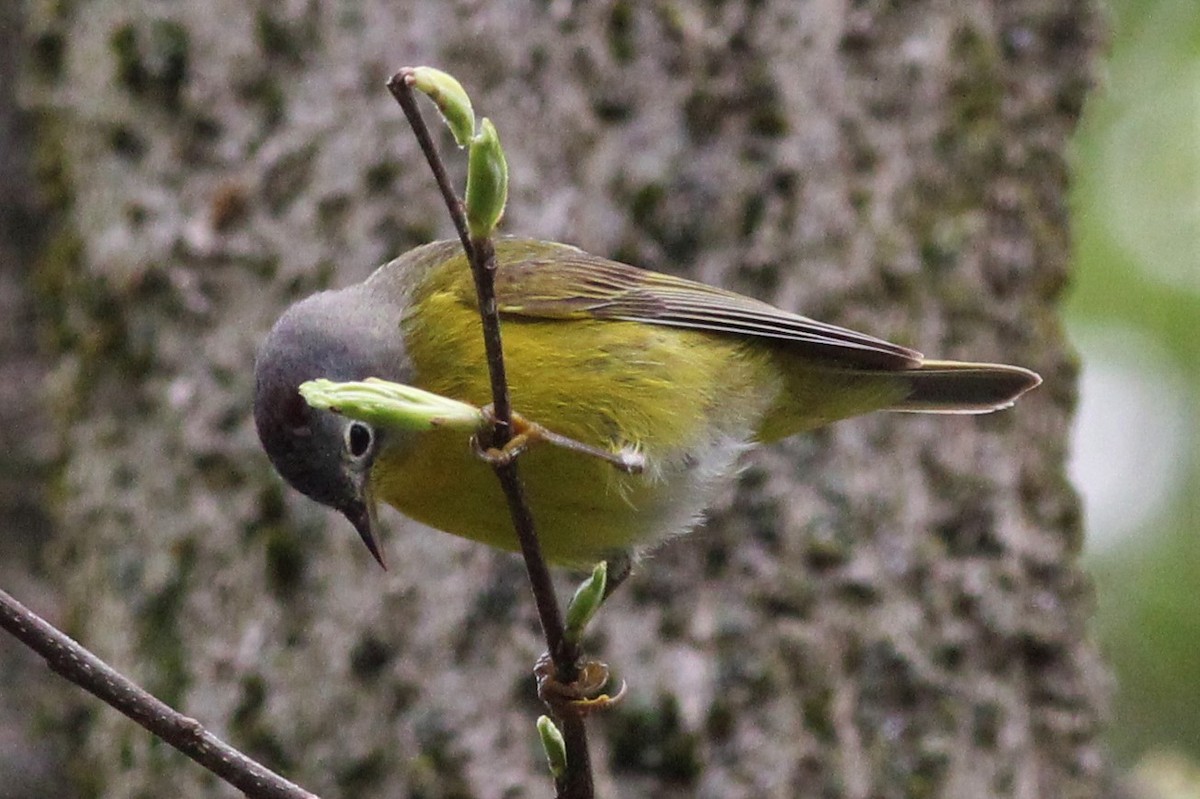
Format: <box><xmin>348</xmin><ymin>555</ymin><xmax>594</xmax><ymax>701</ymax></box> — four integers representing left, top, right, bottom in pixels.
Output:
<box><xmin>492</xmin><ymin>251</ymin><xmax>923</xmax><ymax>370</ymax></box>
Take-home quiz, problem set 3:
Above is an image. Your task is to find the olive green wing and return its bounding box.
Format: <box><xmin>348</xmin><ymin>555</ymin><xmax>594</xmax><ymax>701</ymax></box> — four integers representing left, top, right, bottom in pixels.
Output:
<box><xmin>490</xmin><ymin>240</ymin><xmax>922</xmax><ymax>370</ymax></box>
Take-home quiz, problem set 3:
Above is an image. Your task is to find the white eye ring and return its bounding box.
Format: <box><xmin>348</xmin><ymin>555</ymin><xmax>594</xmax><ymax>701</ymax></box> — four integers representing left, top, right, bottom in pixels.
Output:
<box><xmin>345</xmin><ymin>421</ymin><xmax>374</xmax><ymax>460</ymax></box>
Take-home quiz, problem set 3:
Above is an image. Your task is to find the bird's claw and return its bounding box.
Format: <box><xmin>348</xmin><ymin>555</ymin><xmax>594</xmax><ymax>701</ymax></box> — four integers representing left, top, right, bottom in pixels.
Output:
<box><xmin>535</xmin><ymin>653</ymin><xmax>626</xmax><ymax>718</ymax></box>
<box><xmin>471</xmin><ymin>404</ymin><xmax>645</xmax><ymax>474</ymax></box>
<box><xmin>471</xmin><ymin>405</ymin><xmax>538</xmax><ymax>465</ymax></box>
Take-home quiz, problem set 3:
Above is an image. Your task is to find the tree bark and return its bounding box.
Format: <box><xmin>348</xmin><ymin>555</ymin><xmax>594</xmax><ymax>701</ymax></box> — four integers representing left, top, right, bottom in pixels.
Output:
<box><xmin>10</xmin><ymin>1</ymin><xmax>1109</xmax><ymax>797</ymax></box>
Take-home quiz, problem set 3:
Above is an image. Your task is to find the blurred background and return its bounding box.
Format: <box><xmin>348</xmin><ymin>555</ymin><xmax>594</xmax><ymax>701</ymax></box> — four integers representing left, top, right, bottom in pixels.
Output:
<box><xmin>1069</xmin><ymin>0</ymin><xmax>1200</xmax><ymax>790</ymax></box>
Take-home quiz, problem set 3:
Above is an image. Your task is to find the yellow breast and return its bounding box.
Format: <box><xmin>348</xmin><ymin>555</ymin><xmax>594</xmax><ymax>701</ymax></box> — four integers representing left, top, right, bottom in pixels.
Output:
<box><xmin>369</xmin><ymin>274</ymin><xmax>780</xmax><ymax>565</ymax></box>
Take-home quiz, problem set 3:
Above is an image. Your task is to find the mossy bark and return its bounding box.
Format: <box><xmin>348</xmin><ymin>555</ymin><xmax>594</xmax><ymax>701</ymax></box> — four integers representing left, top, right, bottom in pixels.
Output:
<box><xmin>10</xmin><ymin>1</ymin><xmax>1111</xmax><ymax>797</ymax></box>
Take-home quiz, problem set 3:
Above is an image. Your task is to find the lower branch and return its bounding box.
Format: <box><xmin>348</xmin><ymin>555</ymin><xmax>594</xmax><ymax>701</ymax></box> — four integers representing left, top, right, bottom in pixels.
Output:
<box><xmin>0</xmin><ymin>588</ymin><xmax>317</xmax><ymax>799</ymax></box>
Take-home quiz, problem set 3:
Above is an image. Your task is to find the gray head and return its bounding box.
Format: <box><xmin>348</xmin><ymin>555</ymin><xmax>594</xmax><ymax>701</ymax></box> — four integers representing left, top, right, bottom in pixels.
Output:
<box><xmin>254</xmin><ymin>284</ymin><xmax>412</xmax><ymax>567</ymax></box>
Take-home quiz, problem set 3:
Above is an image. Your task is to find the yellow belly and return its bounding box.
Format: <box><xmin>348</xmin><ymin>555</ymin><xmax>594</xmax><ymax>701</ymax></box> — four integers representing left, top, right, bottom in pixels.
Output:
<box><xmin>370</xmin><ymin>294</ymin><xmax>780</xmax><ymax>566</ymax></box>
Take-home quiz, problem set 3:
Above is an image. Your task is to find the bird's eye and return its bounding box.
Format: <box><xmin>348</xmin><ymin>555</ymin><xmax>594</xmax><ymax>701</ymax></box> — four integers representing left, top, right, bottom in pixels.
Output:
<box><xmin>345</xmin><ymin>422</ymin><xmax>373</xmax><ymax>459</ymax></box>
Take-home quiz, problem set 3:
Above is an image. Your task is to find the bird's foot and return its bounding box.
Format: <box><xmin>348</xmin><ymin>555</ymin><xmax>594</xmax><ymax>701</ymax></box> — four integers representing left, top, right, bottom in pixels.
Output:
<box><xmin>473</xmin><ymin>404</ymin><xmax>645</xmax><ymax>474</ymax></box>
<box><xmin>471</xmin><ymin>405</ymin><xmax>536</xmax><ymax>465</ymax></box>
<box><xmin>535</xmin><ymin>652</ymin><xmax>626</xmax><ymax>718</ymax></box>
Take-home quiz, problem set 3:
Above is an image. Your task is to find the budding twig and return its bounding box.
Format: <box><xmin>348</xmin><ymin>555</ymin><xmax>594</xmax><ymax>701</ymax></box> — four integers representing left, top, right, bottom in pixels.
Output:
<box><xmin>387</xmin><ymin>67</ymin><xmax>596</xmax><ymax>799</ymax></box>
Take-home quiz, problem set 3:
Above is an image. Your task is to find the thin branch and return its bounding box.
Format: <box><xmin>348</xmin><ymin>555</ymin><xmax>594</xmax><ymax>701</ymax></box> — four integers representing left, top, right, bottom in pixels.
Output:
<box><xmin>0</xmin><ymin>588</ymin><xmax>317</xmax><ymax>799</ymax></box>
<box><xmin>387</xmin><ymin>70</ymin><xmax>594</xmax><ymax>799</ymax></box>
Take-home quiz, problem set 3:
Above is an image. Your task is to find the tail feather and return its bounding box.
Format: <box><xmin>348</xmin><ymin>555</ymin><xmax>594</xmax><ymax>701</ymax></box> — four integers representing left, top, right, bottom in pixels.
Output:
<box><xmin>888</xmin><ymin>360</ymin><xmax>1042</xmax><ymax>414</ymax></box>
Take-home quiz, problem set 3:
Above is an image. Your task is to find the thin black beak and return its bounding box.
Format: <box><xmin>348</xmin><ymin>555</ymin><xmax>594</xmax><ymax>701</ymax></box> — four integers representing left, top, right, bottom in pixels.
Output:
<box><xmin>343</xmin><ymin>500</ymin><xmax>386</xmax><ymax>570</ymax></box>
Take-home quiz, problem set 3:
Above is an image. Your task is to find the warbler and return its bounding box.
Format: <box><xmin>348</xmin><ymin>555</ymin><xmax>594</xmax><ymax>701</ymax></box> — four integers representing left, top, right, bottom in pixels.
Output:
<box><xmin>253</xmin><ymin>238</ymin><xmax>1040</xmax><ymax>568</ymax></box>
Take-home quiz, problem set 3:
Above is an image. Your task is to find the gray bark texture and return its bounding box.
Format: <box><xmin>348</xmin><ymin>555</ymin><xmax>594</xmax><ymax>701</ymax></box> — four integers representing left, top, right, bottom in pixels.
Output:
<box><xmin>5</xmin><ymin>1</ymin><xmax>1110</xmax><ymax>797</ymax></box>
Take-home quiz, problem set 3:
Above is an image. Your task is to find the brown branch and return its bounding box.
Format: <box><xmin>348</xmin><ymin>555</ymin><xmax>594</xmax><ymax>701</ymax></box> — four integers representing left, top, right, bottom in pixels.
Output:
<box><xmin>0</xmin><ymin>588</ymin><xmax>317</xmax><ymax>799</ymax></box>
<box><xmin>387</xmin><ymin>69</ymin><xmax>593</xmax><ymax>799</ymax></box>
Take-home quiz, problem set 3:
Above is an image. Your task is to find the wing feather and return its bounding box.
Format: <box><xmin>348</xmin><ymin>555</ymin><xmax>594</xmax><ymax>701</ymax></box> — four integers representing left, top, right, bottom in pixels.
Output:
<box><xmin>488</xmin><ymin>242</ymin><xmax>922</xmax><ymax>370</ymax></box>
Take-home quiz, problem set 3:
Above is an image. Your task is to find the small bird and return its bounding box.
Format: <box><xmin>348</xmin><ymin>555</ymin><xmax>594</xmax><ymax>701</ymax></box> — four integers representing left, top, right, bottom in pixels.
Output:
<box><xmin>254</xmin><ymin>238</ymin><xmax>1040</xmax><ymax>568</ymax></box>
